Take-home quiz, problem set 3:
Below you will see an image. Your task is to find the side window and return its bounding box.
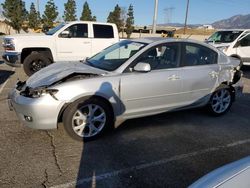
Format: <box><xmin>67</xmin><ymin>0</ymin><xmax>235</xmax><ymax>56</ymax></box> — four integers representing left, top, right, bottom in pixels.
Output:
<box><xmin>93</xmin><ymin>24</ymin><xmax>114</xmax><ymax>38</ymax></box>
<box><xmin>132</xmin><ymin>43</ymin><xmax>180</xmax><ymax>71</ymax></box>
<box><xmin>182</xmin><ymin>43</ymin><xmax>217</xmax><ymax>66</ymax></box>
<box><xmin>62</xmin><ymin>24</ymin><xmax>88</xmax><ymax>38</ymax></box>
<box><xmin>240</xmin><ymin>34</ymin><xmax>250</xmax><ymax>47</ymax></box>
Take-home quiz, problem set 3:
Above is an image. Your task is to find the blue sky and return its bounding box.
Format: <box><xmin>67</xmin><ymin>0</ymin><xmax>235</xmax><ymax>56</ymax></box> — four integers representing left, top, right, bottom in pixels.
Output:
<box><xmin>3</xmin><ymin>0</ymin><xmax>250</xmax><ymax>25</ymax></box>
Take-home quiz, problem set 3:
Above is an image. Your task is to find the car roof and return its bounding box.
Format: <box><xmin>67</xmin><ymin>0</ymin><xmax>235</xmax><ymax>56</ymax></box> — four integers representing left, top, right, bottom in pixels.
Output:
<box><xmin>131</xmin><ymin>37</ymin><xmax>208</xmax><ymax>46</ymax></box>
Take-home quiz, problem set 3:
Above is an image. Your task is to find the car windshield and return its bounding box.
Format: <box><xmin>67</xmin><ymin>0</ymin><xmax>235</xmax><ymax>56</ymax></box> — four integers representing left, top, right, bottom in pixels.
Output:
<box><xmin>86</xmin><ymin>40</ymin><xmax>147</xmax><ymax>71</ymax></box>
<box><xmin>46</xmin><ymin>23</ymin><xmax>66</xmax><ymax>35</ymax></box>
<box><xmin>207</xmin><ymin>31</ymin><xmax>243</xmax><ymax>43</ymax></box>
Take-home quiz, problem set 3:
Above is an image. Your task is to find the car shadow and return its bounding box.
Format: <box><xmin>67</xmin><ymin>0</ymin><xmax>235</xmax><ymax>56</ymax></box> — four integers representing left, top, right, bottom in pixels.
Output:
<box><xmin>76</xmin><ymin>81</ymin><xmax>126</xmax><ymax>187</ymax></box>
<box><xmin>0</xmin><ymin>69</ymin><xmax>15</xmax><ymax>85</ymax></box>
<box><xmin>242</xmin><ymin>66</ymin><xmax>250</xmax><ymax>79</ymax></box>
<box><xmin>74</xmin><ymin>90</ymin><xmax>250</xmax><ymax>187</ymax></box>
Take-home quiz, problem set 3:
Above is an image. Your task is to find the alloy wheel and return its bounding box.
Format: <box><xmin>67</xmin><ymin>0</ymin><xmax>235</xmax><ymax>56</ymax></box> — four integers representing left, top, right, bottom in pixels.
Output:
<box><xmin>71</xmin><ymin>104</ymin><xmax>106</xmax><ymax>138</ymax></box>
<box><xmin>211</xmin><ymin>89</ymin><xmax>231</xmax><ymax>114</ymax></box>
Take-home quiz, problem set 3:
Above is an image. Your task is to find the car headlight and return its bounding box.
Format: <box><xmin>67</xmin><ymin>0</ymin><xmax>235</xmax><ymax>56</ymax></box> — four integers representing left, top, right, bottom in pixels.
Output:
<box><xmin>3</xmin><ymin>38</ymin><xmax>15</xmax><ymax>51</ymax></box>
<box><xmin>20</xmin><ymin>87</ymin><xmax>58</xmax><ymax>99</ymax></box>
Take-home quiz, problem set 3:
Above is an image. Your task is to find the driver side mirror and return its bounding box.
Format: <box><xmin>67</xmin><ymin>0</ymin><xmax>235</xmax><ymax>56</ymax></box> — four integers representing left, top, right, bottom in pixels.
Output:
<box><xmin>59</xmin><ymin>30</ymin><xmax>71</xmax><ymax>38</ymax></box>
<box><xmin>134</xmin><ymin>62</ymin><xmax>151</xmax><ymax>73</ymax></box>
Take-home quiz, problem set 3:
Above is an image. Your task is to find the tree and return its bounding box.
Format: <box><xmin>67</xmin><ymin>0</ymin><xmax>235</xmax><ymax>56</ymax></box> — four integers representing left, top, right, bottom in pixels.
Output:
<box><xmin>2</xmin><ymin>0</ymin><xmax>28</xmax><ymax>33</ymax></box>
<box><xmin>107</xmin><ymin>4</ymin><xmax>123</xmax><ymax>32</ymax></box>
<box><xmin>80</xmin><ymin>1</ymin><xmax>96</xmax><ymax>21</ymax></box>
<box><xmin>125</xmin><ymin>4</ymin><xmax>134</xmax><ymax>38</ymax></box>
<box><xmin>42</xmin><ymin>0</ymin><xmax>58</xmax><ymax>30</ymax></box>
<box><xmin>28</xmin><ymin>2</ymin><xmax>40</xmax><ymax>29</ymax></box>
<box><xmin>63</xmin><ymin>0</ymin><xmax>77</xmax><ymax>21</ymax></box>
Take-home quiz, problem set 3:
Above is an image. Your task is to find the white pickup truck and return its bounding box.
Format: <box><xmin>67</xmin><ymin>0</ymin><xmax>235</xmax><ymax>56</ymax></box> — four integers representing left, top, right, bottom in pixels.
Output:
<box><xmin>2</xmin><ymin>21</ymin><xmax>119</xmax><ymax>76</ymax></box>
<box><xmin>206</xmin><ymin>29</ymin><xmax>250</xmax><ymax>66</ymax></box>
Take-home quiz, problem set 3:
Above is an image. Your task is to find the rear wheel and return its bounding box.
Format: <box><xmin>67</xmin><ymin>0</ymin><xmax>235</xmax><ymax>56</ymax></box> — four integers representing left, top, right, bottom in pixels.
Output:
<box><xmin>63</xmin><ymin>98</ymin><xmax>113</xmax><ymax>141</ymax></box>
<box><xmin>23</xmin><ymin>52</ymin><xmax>51</xmax><ymax>76</ymax></box>
<box><xmin>208</xmin><ymin>88</ymin><xmax>232</xmax><ymax>116</ymax></box>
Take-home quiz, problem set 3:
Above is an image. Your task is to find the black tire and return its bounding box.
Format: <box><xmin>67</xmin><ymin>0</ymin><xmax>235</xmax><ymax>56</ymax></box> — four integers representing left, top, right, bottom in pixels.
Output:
<box><xmin>23</xmin><ymin>52</ymin><xmax>51</xmax><ymax>76</ymax></box>
<box><xmin>207</xmin><ymin>86</ymin><xmax>233</xmax><ymax>116</ymax></box>
<box><xmin>63</xmin><ymin>97</ymin><xmax>113</xmax><ymax>141</ymax></box>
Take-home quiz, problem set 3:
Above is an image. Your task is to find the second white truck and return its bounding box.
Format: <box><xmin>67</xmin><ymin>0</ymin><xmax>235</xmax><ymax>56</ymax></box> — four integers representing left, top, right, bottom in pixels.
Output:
<box><xmin>207</xmin><ymin>29</ymin><xmax>250</xmax><ymax>66</ymax></box>
<box><xmin>2</xmin><ymin>21</ymin><xmax>119</xmax><ymax>76</ymax></box>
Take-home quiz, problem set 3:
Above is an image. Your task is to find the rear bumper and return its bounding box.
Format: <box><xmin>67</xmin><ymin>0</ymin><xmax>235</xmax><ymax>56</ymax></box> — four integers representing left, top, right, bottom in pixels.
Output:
<box><xmin>2</xmin><ymin>52</ymin><xmax>21</xmax><ymax>67</ymax></box>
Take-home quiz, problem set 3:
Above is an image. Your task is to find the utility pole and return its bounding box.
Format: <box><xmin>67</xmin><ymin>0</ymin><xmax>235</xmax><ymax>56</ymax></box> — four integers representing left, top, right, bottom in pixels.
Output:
<box><xmin>184</xmin><ymin>0</ymin><xmax>190</xmax><ymax>34</ymax></box>
<box><xmin>152</xmin><ymin>0</ymin><xmax>158</xmax><ymax>34</ymax></box>
<box><xmin>164</xmin><ymin>7</ymin><xmax>175</xmax><ymax>24</ymax></box>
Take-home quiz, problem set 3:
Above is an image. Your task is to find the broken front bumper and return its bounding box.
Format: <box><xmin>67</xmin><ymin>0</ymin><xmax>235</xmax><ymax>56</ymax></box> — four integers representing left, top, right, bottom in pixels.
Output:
<box><xmin>8</xmin><ymin>88</ymin><xmax>64</xmax><ymax>130</ymax></box>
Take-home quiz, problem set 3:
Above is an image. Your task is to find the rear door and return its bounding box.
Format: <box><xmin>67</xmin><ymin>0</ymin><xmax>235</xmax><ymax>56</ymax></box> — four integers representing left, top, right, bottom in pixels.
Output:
<box><xmin>91</xmin><ymin>24</ymin><xmax>118</xmax><ymax>56</ymax></box>
<box><xmin>180</xmin><ymin>42</ymin><xmax>219</xmax><ymax>104</ymax></box>
<box><xmin>56</xmin><ymin>23</ymin><xmax>91</xmax><ymax>61</ymax></box>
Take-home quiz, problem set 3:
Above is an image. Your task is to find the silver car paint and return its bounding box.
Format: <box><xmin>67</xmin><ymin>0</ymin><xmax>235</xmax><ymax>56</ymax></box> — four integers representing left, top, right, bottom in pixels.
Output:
<box><xmin>26</xmin><ymin>61</ymin><xmax>107</xmax><ymax>88</ymax></box>
<box><xmin>9</xmin><ymin>38</ymin><xmax>243</xmax><ymax>130</ymax></box>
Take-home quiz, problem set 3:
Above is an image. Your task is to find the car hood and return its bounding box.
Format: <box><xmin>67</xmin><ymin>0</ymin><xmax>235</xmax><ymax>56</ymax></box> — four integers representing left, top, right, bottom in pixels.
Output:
<box><xmin>26</xmin><ymin>61</ymin><xmax>107</xmax><ymax>88</ymax></box>
<box><xmin>207</xmin><ymin>41</ymin><xmax>231</xmax><ymax>48</ymax></box>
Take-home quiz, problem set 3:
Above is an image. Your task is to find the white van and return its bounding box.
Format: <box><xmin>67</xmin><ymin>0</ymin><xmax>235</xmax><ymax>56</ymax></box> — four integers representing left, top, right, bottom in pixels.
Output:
<box><xmin>207</xmin><ymin>29</ymin><xmax>250</xmax><ymax>66</ymax></box>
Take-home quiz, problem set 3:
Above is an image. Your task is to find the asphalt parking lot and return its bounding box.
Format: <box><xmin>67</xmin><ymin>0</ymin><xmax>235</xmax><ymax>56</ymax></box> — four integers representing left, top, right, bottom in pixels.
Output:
<box><xmin>0</xmin><ymin>48</ymin><xmax>250</xmax><ymax>188</ymax></box>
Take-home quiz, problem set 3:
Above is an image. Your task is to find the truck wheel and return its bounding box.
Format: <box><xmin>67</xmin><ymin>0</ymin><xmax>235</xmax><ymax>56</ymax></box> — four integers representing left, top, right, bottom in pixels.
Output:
<box><xmin>63</xmin><ymin>97</ymin><xmax>113</xmax><ymax>141</ymax></box>
<box><xmin>23</xmin><ymin>52</ymin><xmax>51</xmax><ymax>76</ymax></box>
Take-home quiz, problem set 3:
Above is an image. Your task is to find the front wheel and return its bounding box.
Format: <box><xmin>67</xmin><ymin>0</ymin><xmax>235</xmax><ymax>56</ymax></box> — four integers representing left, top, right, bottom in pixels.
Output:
<box><xmin>63</xmin><ymin>98</ymin><xmax>113</xmax><ymax>141</ymax></box>
<box><xmin>23</xmin><ymin>52</ymin><xmax>51</xmax><ymax>76</ymax></box>
<box><xmin>208</xmin><ymin>88</ymin><xmax>233</xmax><ymax>116</ymax></box>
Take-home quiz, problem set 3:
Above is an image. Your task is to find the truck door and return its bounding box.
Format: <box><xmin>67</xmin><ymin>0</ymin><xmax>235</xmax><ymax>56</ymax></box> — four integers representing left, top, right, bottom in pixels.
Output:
<box><xmin>91</xmin><ymin>24</ymin><xmax>118</xmax><ymax>56</ymax></box>
<box><xmin>237</xmin><ymin>34</ymin><xmax>250</xmax><ymax>65</ymax></box>
<box><xmin>56</xmin><ymin>23</ymin><xmax>92</xmax><ymax>61</ymax></box>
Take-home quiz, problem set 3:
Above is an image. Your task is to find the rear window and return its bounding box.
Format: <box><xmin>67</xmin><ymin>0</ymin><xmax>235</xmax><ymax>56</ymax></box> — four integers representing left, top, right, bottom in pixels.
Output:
<box><xmin>93</xmin><ymin>24</ymin><xmax>114</xmax><ymax>38</ymax></box>
<box><xmin>183</xmin><ymin>43</ymin><xmax>218</xmax><ymax>66</ymax></box>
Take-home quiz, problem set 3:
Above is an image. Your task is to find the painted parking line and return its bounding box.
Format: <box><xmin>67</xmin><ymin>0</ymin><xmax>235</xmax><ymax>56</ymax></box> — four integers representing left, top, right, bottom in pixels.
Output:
<box><xmin>50</xmin><ymin>138</ymin><xmax>250</xmax><ymax>188</ymax></box>
<box><xmin>0</xmin><ymin>67</ymin><xmax>15</xmax><ymax>94</ymax></box>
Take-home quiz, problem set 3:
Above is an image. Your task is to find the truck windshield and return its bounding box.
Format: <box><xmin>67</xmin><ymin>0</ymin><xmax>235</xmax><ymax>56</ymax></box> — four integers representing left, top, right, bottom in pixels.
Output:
<box><xmin>46</xmin><ymin>23</ymin><xmax>66</xmax><ymax>35</ymax></box>
<box><xmin>86</xmin><ymin>40</ymin><xmax>147</xmax><ymax>71</ymax></box>
<box><xmin>208</xmin><ymin>31</ymin><xmax>243</xmax><ymax>43</ymax></box>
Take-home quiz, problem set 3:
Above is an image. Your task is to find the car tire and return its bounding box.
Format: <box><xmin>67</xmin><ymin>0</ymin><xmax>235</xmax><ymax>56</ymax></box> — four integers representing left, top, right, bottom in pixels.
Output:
<box><xmin>208</xmin><ymin>86</ymin><xmax>233</xmax><ymax>116</ymax></box>
<box><xmin>23</xmin><ymin>52</ymin><xmax>51</xmax><ymax>76</ymax></box>
<box><xmin>63</xmin><ymin>97</ymin><xmax>113</xmax><ymax>141</ymax></box>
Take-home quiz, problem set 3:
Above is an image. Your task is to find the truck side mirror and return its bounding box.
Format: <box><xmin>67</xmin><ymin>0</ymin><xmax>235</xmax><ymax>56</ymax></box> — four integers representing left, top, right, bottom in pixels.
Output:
<box><xmin>59</xmin><ymin>30</ymin><xmax>71</xmax><ymax>38</ymax></box>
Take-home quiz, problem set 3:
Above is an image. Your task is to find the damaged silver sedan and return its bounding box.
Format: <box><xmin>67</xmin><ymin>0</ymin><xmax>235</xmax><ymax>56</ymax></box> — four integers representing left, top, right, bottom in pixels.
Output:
<box><xmin>8</xmin><ymin>38</ymin><xmax>243</xmax><ymax>141</ymax></box>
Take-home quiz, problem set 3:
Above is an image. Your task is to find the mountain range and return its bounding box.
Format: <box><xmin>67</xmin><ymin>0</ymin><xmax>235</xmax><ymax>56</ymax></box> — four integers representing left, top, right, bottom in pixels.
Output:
<box><xmin>158</xmin><ymin>14</ymin><xmax>250</xmax><ymax>29</ymax></box>
<box><xmin>212</xmin><ymin>14</ymin><xmax>250</xmax><ymax>29</ymax></box>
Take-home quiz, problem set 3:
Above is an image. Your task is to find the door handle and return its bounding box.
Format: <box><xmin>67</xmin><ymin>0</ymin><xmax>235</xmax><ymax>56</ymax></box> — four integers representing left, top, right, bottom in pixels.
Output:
<box><xmin>168</xmin><ymin>74</ymin><xmax>180</xmax><ymax>80</ymax></box>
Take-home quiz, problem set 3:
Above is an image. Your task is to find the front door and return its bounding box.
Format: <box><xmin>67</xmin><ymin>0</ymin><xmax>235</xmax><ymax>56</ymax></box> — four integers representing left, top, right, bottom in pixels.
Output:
<box><xmin>56</xmin><ymin>23</ymin><xmax>91</xmax><ymax>61</ymax></box>
<box><xmin>237</xmin><ymin>34</ymin><xmax>250</xmax><ymax>65</ymax></box>
<box><xmin>120</xmin><ymin>43</ymin><xmax>183</xmax><ymax>117</ymax></box>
